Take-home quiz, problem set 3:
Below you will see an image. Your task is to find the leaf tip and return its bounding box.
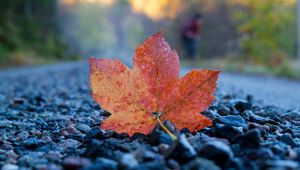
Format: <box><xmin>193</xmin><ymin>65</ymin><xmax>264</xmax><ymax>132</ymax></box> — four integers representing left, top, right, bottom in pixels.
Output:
<box><xmin>89</xmin><ymin>58</ymin><xmax>99</xmax><ymax>77</ymax></box>
<box><xmin>215</xmin><ymin>70</ymin><xmax>221</xmax><ymax>75</ymax></box>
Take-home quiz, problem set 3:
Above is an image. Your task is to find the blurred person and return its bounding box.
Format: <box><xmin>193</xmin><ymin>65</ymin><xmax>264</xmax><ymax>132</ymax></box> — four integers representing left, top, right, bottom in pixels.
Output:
<box><xmin>181</xmin><ymin>13</ymin><xmax>202</xmax><ymax>60</ymax></box>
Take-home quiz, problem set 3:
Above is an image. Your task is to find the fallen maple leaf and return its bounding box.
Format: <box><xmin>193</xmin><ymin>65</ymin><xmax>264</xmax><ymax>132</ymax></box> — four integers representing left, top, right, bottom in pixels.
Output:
<box><xmin>90</xmin><ymin>31</ymin><xmax>220</xmax><ymax>136</ymax></box>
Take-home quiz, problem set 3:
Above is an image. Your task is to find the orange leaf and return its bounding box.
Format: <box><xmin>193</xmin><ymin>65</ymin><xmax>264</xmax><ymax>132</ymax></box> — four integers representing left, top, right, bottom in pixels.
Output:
<box><xmin>162</xmin><ymin>70</ymin><xmax>220</xmax><ymax>132</ymax></box>
<box><xmin>90</xmin><ymin>31</ymin><xmax>220</xmax><ymax>136</ymax></box>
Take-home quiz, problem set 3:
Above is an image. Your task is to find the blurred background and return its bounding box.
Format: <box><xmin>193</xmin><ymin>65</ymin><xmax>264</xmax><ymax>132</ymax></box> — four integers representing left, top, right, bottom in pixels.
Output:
<box><xmin>0</xmin><ymin>0</ymin><xmax>299</xmax><ymax>78</ymax></box>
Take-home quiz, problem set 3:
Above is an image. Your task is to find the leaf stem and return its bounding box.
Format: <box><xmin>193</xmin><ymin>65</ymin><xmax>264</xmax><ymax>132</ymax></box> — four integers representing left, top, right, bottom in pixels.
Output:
<box><xmin>156</xmin><ymin>117</ymin><xmax>177</xmax><ymax>141</ymax></box>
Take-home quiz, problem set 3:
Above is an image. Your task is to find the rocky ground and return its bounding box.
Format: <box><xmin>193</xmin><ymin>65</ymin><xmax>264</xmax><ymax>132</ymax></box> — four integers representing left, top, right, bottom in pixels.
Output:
<box><xmin>0</xmin><ymin>62</ymin><xmax>300</xmax><ymax>170</ymax></box>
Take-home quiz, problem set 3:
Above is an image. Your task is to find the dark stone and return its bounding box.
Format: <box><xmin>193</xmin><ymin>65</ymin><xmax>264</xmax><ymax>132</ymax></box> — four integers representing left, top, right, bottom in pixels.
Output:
<box><xmin>201</xmin><ymin>110</ymin><xmax>220</xmax><ymax>120</ymax></box>
<box><xmin>249</xmin><ymin>113</ymin><xmax>279</xmax><ymax>125</ymax></box>
<box><xmin>0</xmin><ymin>155</ymin><xmax>5</xmax><ymax>162</ymax></box>
<box><xmin>217</xmin><ymin>106</ymin><xmax>231</xmax><ymax>116</ymax></box>
<box><xmin>242</xmin><ymin>160</ymin><xmax>259</xmax><ymax>170</ymax></box>
<box><xmin>165</xmin><ymin>134</ymin><xmax>197</xmax><ymax>164</ymax></box>
<box><xmin>180</xmin><ymin>128</ymin><xmax>190</xmax><ymax>135</ymax></box>
<box><xmin>278</xmin><ymin>134</ymin><xmax>297</xmax><ymax>148</ymax></box>
<box><xmin>35</xmin><ymin>163</ymin><xmax>63</xmax><ymax>170</ymax></box>
<box><xmin>1</xmin><ymin>143</ymin><xmax>14</xmax><ymax>150</ymax></box>
<box><xmin>131</xmin><ymin>133</ymin><xmax>146</xmax><ymax>140</ymax></box>
<box><xmin>244</xmin><ymin>148</ymin><xmax>274</xmax><ymax>160</ymax></box>
<box><xmin>163</xmin><ymin>120</ymin><xmax>176</xmax><ymax>133</ymax></box>
<box><xmin>149</xmin><ymin>126</ymin><xmax>173</xmax><ymax>145</ymax></box>
<box><xmin>0</xmin><ymin>134</ymin><xmax>8</xmax><ymax>141</ymax></box>
<box><xmin>182</xmin><ymin>158</ymin><xmax>221</xmax><ymax>170</ymax></box>
<box><xmin>59</xmin><ymin>139</ymin><xmax>80</xmax><ymax>151</ymax></box>
<box><xmin>225</xmin><ymin>158</ymin><xmax>243</xmax><ymax>170</ymax></box>
<box><xmin>61</xmin><ymin>126</ymin><xmax>81</xmax><ymax>135</ymax></box>
<box><xmin>240</xmin><ymin>110</ymin><xmax>251</xmax><ymax>120</ymax></box>
<box><xmin>84</xmin><ymin>139</ymin><xmax>123</xmax><ymax>159</ymax></box>
<box><xmin>281</xmin><ymin>110</ymin><xmax>300</xmax><ymax>121</ymax></box>
<box><xmin>214</xmin><ymin>124</ymin><xmax>243</xmax><ymax>142</ymax></box>
<box><xmin>293</xmin><ymin>147</ymin><xmax>300</xmax><ymax>161</ymax></box>
<box><xmin>137</xmin><ymin>156</ymin><xmax>167</xmax><ymax>170</ymax></box>
<box><xmin>18</xmin><ymin>151</ymin><xmax>48</xmax><ymax>167</ymax></box>
<box><xmin>11</xmin><ymin>97</ymin><xmax>25</xmax><ymax>105</ymax></box>
<box><xmin>23</xmin><ymin>137</ymin><xmax>46</xmax><ymax>150</ymax></box>
<box><xmin>167</xmin><ymin>159</ymin><xmax>180</xmax><ymax>170</ymax></box>
<box><xmin>36</xmin><ymin>142</ymin><xmax>64</xmax><ymax>153</ymax></box>
<box><xmin>65</xmin><ymin>134</ymin><xmax>85</xmax><ymax>142</ymax></box>
<box><xmin>119</xmin><ymin>140</ymin><xmax>141</xmax><ymax>152</ymax></box>
<box><xmin>135</xmin><ymin>149</ymin><xmax>157</xmax><ymax>162</ymax></box>
<box><xmin>248</xmin><ymin>123</ymin><xmax>269</xmax><ymax>132</ymax></box>
<box><xmin>100</xmin><ymin>110</ymin><xmax>111</xmax><ymax>117</ymax></box>
<box><xmin>238</xmin><ymin>129</ymin><xmax>261</xmax><ymax>148</ymax></box>
<box><xmin>85</xmin><ymin>127</ymin><xmax>102</xmax><ymax>139</ymax></box>
<box><xmin>256</xmin><ymin>109</ymin><xmax>283</xmax><ymax>123</ymax></box>
<box><xmin>5</xmin><ymin>150</ymin><xmax>18</xmax><ymax>162</ymax></box>
<box><xmin>157</xmin><ymin>143</ymin><xmax>169</xmax><ymax>155</ymax></box>
<box><xmin>269</xmin><ymin>142</ymin><xmax>291</xmax><ymax>156</ymax></box>
<box><xmin>214</xmin><ymin>115</ymin><xmax>247</xmax><ymax>127</ymax></box>
<box><xmin>63</xmin><ymin>157</ymin><xmax>91</xmax><ymax>170</ymax></box>
<box><xmin>76</xmin><ymin>124</ymin><xmax>91</xmax><ymax>133</ymax></box>
<box><xmin>198</xmin><ymin>141</ymin><xmax>233</xmax><ymax>167</ymax></box>
<box><xmin>85</xmin><ymin>127</ymin><xmax>113</xmax><ymax>139</ymax></box>
<box><xmin>263</xmin><ymin>160</ymin><xmax>299</xmax><ymax>169</ymax></box>
<box><xmin>112</xmin><ymin>132</ymin><xmax>129</xmax><ymax>139</ymax></box>
<box><xmin>120</xmin><ymin>153</ymin><xmax>138</xmax><ymax>169</ymax></box>
<box><xmin>234</xmin><ymin>101</ymin><xmax>252</xmax><ymax>112</ymax></box>
<box><xmin>16</xmin><ymin>131</ymin><xmax>29</xmax><ymax>141</ymax></box>
<box><xmin>0</xmin><ymin>120</ymin><xmax>12</xmax><ymax>128</ymax></box>
<box><xmin>246</xmin><ymin>95</ymin><xmax>253</xmax><ymax>103</ymax></box>
<box><xmin>32</xmin><ymin>96</ymin><xmax>46</xmax><ymax>104</ymax></box>
<box><xmin>83</xmin><ymin>157</ymin><xmax>118</xmax><ymax>170</ymax></box>
<box><xmin>44</xmin><ymin>151</ymin><xmax>63</xmax><ymax>162</ymax></box>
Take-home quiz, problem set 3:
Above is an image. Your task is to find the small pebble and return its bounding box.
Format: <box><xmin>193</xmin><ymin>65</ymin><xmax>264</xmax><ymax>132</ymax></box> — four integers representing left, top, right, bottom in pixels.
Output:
<box><xmin>238</xmin><ymin>129</ymin><xmax>261</xmax><ymax>148</ymax></box>
<box><xmin>1</xmin><ymin>164</ymin><xmax>19</xmax><ymax>170</ymax></box>
<box><xmin>120</xmin><ymin>153</ymin><xmax>138</xmax><ymax>169</ymax></box>
<box><xmin>198</xmin><ymin>141</ymin><xmax>234</xmax><ymax>167</ymax></box>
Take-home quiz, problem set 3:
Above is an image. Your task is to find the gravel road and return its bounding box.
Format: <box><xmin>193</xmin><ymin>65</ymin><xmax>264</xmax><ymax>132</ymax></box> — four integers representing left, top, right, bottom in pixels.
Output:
<box><xmin>2</xmin><ymin>60</ymin><xmax>297</xmax><ymax>109</ymax></box>
<box><xmin>0</xmin><ymin>60</ymin><xmax>300</xmax><ymax>169</ymax></box>
<box><xmin>182</xmin><ymin>68</ymin><xmax>300</xmax><ymax>110</ymax></box>
<box><xmin>1</xmin><ymin>60</ymin><xmax>299</xmax><ymax>110</ymax></box>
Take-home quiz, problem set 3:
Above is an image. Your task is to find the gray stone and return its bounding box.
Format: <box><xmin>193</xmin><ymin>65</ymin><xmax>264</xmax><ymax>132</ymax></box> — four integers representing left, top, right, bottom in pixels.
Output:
<box><xmin>1</xmin><ymin>164</ymin><xmax>19</xmax><ymax>170</ymax></box>
<box><xmin>63</xmin><ymin>156</ymin><xmax>91</xmax><ymax>170</ymax></box>
<box><xmin>59</xmin><ymin>139</ymin><xmax>80</xmax><ymax>151</ymax></box>
<box><xmin>214</xmin><ymin>115</ymin><xmax>247</xmax><ymax>127</ymax></box>
<box><xmin>234</xmin><ymin>101</ymin><xmax>252</xmax><ymax>112</ymax></box>
<box><xmin>264</xmin><ymin>160</ymin><xmax>299</xmax><ymax>169</ymax></box>
<box><xmin>238</xmin><ymin>129</ymin><xmax>261</xmax><ymax>148</ymax></box>
<box><xmin>165</xmin><ymin>134</ymin><xmax>197</xmax><ymax>163</ymax></box>
<box><xmin>198</xmin><ymin>141</ymin><xmax>233</xmax><ymax>167</ymax></box>
<box><xmin>278</xmin><ymin>134</ymin><xmax>297</xmax><ymax>148</ymax></box>
<box><xmin>281</xmin><ymin>110</ymin><xmax>300</xmax><ymax>121</ymax></box>
<box><xmin>76</xmin><ymin>124</ymin><xmax>91</xmax><ymax>133</ymax></box>
<box><xmin>83</xmin><ymin>157</ymin><xmax>118</xmax><ymax>170</ymax></box>
<box><xmin>183</xmin><ymin>158</ymin><xmax>221</xmax><ymax>170</ymax></box>
<box><xmin>120</xmin><ymin>153</ymin><xmax>138</xmax><ymax>169</ymax></box>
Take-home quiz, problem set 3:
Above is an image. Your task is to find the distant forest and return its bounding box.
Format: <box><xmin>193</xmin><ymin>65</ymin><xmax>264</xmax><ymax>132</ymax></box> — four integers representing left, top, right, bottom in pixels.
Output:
<box><xmin>0</xmin><ymin>0</ymin><xmax>76</xmax><ymax>67</ymax></box>
<box><xmin>0</xmin><ymin>0</ymin><xmax>297</xmax><ymax>69</ymax></box>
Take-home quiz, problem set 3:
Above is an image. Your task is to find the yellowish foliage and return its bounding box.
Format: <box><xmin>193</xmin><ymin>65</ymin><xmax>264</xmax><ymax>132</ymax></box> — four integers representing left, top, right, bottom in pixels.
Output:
<box><xmin>128</xmin><ymin>0</ymin><xmax>181</xmax><ymax>20</ymax></box>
